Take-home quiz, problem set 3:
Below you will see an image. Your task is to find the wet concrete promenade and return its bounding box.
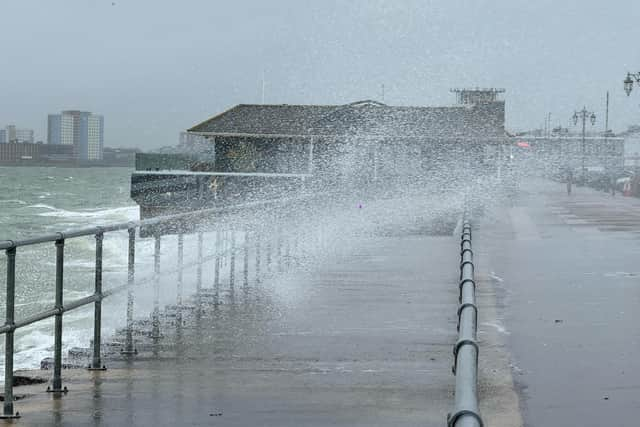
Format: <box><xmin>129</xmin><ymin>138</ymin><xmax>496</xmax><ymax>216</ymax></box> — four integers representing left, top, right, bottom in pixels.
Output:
<box><xmin>478</xmin><ymin>180</ymin><xmax>640</xmax><ymax>427</ymax></box>
<box><xmin>7</xmin><ymin>217</ymin><xmax>521</xmax><ymax>426</ymax></box>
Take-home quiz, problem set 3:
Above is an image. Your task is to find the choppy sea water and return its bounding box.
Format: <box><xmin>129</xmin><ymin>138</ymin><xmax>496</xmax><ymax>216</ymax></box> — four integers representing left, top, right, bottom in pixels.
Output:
<box><xmin>0</xmin><ymin>167</ymin><xmax>139</xmax><ymax>372</ymax></box>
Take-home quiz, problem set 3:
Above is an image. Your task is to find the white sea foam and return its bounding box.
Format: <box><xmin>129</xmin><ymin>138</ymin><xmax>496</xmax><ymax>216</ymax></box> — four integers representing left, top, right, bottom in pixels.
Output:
<box><xmin>31</xmin><ymin>204</ymin><xmax>138</xmax><ymax>221</ymax></box>
<box><xmin>0</xmin><ymin>326</ymin><xmax>93</xmax><ymax>376</ymax></box>
<box><xmin>64</xmin><ymin>259</ymin><xmax>98</xmax><ymax>269</ymax></box>
<box><xmin>28</xmin><ymin>203</ymin><xmax>57</xmax><ymax>210</ymax></box>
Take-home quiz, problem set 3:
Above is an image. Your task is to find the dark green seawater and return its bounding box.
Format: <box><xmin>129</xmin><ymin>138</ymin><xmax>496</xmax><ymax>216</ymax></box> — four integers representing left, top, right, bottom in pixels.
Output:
<box><xmin>0</xmin><ymin>167</ymin><xmax>136</xmax><ymax>239</ymax></box>
<box><xmin>0</xmin><ymin>167</ymin><xmax>138</xmax><ymax>372</ymax></box>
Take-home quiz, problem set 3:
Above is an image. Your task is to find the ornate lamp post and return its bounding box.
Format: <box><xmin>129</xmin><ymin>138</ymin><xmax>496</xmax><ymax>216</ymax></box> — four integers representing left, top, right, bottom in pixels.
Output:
<box><xmin>624</xmin><ymin>72</ymin><xmax>640</xmax><ymax>96</ymax></box>
<box><xmin>572</xmin><ymin>107</ymin><xmax>596</xmax><ymax>179</ymax></box>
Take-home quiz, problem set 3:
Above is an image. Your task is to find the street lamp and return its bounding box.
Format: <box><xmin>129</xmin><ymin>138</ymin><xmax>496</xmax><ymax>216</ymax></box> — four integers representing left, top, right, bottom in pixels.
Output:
<box><xmin>624</xmin><ymin>72</ymin><xmax>640</xmax><ymax>96</ymax></box>
<box><xmin>572</xmin><ymin>107</ymin><xmax>596</xmax><ymax>179</ymax></box>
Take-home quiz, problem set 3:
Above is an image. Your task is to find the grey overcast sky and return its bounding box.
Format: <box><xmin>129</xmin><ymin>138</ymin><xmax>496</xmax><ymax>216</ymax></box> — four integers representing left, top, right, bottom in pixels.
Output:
<box><xmin>2</xmin><ymin>0</ymin><xmax>640</xmax><ymax>149</ymax></box>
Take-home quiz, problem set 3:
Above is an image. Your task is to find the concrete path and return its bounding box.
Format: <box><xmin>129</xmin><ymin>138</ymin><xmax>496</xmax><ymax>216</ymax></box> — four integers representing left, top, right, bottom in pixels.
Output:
<box><xmin>478</xmin><ymin>180</ymin><xmax>640</xmax><ymax>427</ymax></box>
<box><xmin>8</xmin><ymin>229</ymin><xmax>520</xmax><ymax>426</ymax></box>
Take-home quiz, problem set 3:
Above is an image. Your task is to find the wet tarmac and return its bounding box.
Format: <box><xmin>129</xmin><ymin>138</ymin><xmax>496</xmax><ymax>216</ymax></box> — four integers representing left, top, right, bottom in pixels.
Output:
<box><xmin>479</xmin><ymin>180</ymin><xmax>640</xmax><ymax>427</ymax></box>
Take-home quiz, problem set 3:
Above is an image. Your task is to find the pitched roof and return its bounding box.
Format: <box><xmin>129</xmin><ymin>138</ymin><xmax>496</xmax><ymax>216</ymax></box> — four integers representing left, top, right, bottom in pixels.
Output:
<box><xmin>188</xmin><ymin>100</ymin><xmax>505</xmax><ymax>138</ymax></box>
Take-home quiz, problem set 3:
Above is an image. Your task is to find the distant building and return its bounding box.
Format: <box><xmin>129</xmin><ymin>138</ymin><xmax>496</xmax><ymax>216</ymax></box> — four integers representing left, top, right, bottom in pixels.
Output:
<box><xmin>103</xmin><ymin>147</ymin><xmax>139</xmax><ymax>167</ymax></box>
<box><xmin>47</xmin><ymin>111</ymin><xmax>104</xmax><ymax>161</ymax></box>
<box><xmin>16</xmin><ymin>128</ymin><xmax>34</xmax><ymax>143</ymax></box>
<box><xmin>513</xmin><ymin>127</ymin><xmax>624</xmax><ymax>171</ymax></box>
<box><xmin>0</xmin><ymin>142</ymin><xmax>77</xmax><ymax>165</ymax></box>
<box><xmin>132</xmin><ymin>90</ymin><xmax>509</xmax><ymax>219</ymax></box>
<box><xmin>47</xmin><ymin>114</ymin><xmax>62</xmax><ymax>145</ymax></box>
<box><xmin>178</xmin><ymin>131</ymin><xmax>212</xmax><ymax>159</ymax></box>
<box><xmin>182</xmin><ymin>89</ymin><xmax>507</xmax><ymax>179</ymax></box>
<box><xmin>0</xmin><ymin>142</ymin><xmax>39</xmax><ymax>162</ymax></box>
<box><xmin>40</xmin><ymin>144</ymin><xmax>75</xmax><ymax>163</ymax></box>
<box><xmin>179</xmin><ymin>131</ymin><xmax>207</xmax><ymax>147</ymax></box>
<box><xmin>6</xmin><ymin>125</ymin><xmax>16</xmax><ymax>143</ymax></box>
<box><xmin>618</xmin><ymin>125</ymin><xmax>640</xmax><ymax>167</ymax></box>
<box><xmin>0</xmin><ymin>125</ymin><xmax>34</xmax><ymax>143</ymax></box>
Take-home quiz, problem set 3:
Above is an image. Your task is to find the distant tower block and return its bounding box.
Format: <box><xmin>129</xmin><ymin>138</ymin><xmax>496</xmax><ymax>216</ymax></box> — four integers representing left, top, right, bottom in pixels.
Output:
<box><xmin>450</xmin><ymin>88</ymin><xmax>505</xmax><ymax>104</ymax></box>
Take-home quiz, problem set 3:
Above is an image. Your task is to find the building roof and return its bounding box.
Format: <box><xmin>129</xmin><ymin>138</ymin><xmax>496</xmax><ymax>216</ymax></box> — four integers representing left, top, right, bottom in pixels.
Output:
<box><xmin>188</xmin><ymin>100</ymin><xmax>505</xmax><ymax>139</ymax></box>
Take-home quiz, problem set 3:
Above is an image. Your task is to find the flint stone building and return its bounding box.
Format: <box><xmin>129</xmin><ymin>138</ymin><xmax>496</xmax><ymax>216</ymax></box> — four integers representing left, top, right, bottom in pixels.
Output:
<box><xmin>132</xmin><ymin>89</ymin><xmax>508</xmax><ymax>220</ymax></box>
<box><xmin>180</xmin><ymin>89</ymin><xmax>507</xmax><ymax>184</ymax></box>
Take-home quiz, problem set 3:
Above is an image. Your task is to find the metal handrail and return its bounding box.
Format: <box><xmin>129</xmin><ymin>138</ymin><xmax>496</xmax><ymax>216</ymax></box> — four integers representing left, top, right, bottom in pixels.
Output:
<box><xmin>448</xmin><ymin>218</ymin><xmax>483</xmax><ymax>427</ymax></box>
<box><xmin>0</xmin><ymin>194</ymin><xmax>308</xmax><ymax>419</ymax></box>
<box><xmin>0</xmin><ymin>194</ymin><xmax>308</xmax><ymax>251</ymax></box>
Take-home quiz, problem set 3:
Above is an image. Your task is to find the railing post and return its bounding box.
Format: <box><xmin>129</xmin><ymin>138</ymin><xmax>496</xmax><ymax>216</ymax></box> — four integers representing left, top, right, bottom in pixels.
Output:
<box><xmin>196</xmin><ymin>231</ymin><xmax>203</xmax><ymax>321</ymax></box>
<box><xmin>122</xmin><ymin>228</ymin><xmax>137</xmax><ymax>355</ymax></box>
<box><xmin>292</xmin><ymin>234</ymin><xmax>299</xmax><ymax>259</ymax></box>
<box><xmin>229</xmin><ymin>231</ymin><xmax>236</xmax><ymax>287</ymax></box>
<box><xmin>214</xmin><ymin>230</ymin><xmax>220</xmax><ymax>290</ymax></box>
<box><xmin>151</xmin><ymin>233</ymin><xmax>161</xmax><ymax>356</ymax></box>
<box><xmin>255</xmin><ymin>231</ymin><xmax>261</xmax><ymax>284</ymax></box>
<box><xmin>266</xmin><ymin>234</ymin><xmax>272</xmax><ymax>272</ymax></box>
<box><xmin>1</xmin><ymin>247</ymin><xmax>20</xmax><ymax>418</ymax></box>
<box><xmin>285</xmin><ymin>233</ymin><xmax>291</xmax><ymax>269</ymax></box>
<box><xmin>176</xmin><ymin>233</ymin><xmax>184</xmax><ymax>325</ymax></box>
<box><xmin>222</xmin><ymin>231</ymin><xmax>228</xmax><ymax>268</ymax></box>
<box><xmin>152</xmin><ymin>234</ymin><xmax>161</xmax><ymax>341</ymax></box>
<box><xmin>276</xmin><ymin>229</ymin><xmax>282</xmax><ymax>271</ymax></box>
<box><xmin>89</xmin><ymin>232</ymin><xmax>107</xmax><ymax>370</ymax></box>
<box><xmin>196</xmin><ymin>232</ymin><xmax>203</xmax><ymax>293</ymax></box>
<box><xmin>47</xmin><ymin>238</ymin><xmax>67</xmax><ymax>393</ymax></box>
<box><xmin>243</xmin><ymin>231</ymin><xmax>249</xmax><ymax>288</ymax></box>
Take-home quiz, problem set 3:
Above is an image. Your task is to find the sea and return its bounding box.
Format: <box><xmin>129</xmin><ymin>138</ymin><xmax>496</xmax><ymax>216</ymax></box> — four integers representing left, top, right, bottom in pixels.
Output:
<box><xmin>0</xmin><ymin>166</ymin><xmax>139</xmax><ymax>372</ymax></box>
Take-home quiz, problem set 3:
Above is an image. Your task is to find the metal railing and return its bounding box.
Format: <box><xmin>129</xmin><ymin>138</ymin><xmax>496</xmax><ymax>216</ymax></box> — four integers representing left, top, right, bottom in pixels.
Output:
<box><xmin>448</xmin><ymin>218</ymin><xmax>483</xmax><ymax>427</ymax></box>
<box><xmin>0</xmin><ymin>196</ymin><xmax>305</xmax><ymax>419</ymax></box>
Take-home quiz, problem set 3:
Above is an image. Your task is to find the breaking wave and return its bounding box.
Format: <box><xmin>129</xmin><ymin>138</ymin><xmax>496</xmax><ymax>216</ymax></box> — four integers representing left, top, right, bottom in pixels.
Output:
<box><xmin>29</xmin><ymin>204</ymin><xmax>138</xmax><ymax>222</ymax></box>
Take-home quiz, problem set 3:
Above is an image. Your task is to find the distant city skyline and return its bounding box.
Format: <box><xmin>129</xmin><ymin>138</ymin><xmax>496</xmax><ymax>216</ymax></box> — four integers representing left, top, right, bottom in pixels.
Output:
<box><xmin>0</xmin><ymin>125</ymin><xmax>34</xmax><ymax>144</ymax></box>
<box><xmin>48</xmin><ymin>110</ymin><xmax>104</xmax><ymax>161</ymax></box>
<box><xmin>2</xmin><ymin>1</ymin><xmax>640</xmax><ymax>149</ymax></box>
